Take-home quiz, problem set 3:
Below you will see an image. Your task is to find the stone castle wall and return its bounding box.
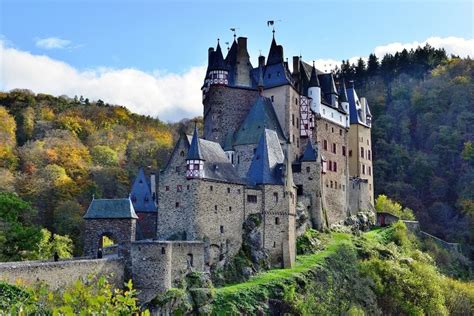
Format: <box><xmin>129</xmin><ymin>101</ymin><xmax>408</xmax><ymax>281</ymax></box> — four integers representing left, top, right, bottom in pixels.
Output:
<box><xmin>233</xmin><ymin>144</ymin><xmax>257</xmax><ymax>179</ymax></box>
<box><xmin>315</xmin><ymin>118</ymin><xmax>348</xmax><ymax>226</ymax></box>
<box><xmin>84</xmin><ymin>218</ymin><xmax>136</xmax><ymax>257</ymax></box>
<box><xmin>0</xmin><ymin>257</ymin><xmax>124</xmax><ymax>290</ymax></box>
<box><xmin>203</xmin><ymin>86</ymin><xmax>258</xmax><ymax>145</ymax></box>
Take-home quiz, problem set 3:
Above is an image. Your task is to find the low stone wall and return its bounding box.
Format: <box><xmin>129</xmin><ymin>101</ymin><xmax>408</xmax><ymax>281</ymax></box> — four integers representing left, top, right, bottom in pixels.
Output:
<box><xmin>0</xmin><ymin>257</ymin><xmax>124</xmax><ymax>290</ymax></box>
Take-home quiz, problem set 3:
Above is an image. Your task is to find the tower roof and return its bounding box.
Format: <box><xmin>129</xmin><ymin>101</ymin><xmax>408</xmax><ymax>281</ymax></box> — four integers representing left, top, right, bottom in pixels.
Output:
<box><xmin>225</xmin><ymin>39</ymin><xmax>238</xmax><ymax>66</ymax></box>
<box><xmin>247</xmin><ymin>129</ymin><xmax>285</xmax><ymax>186</ymax></box>
<box><xmin>130</xmin><ymin>168</ymin><xmax>157</xmax><ymax>213</ymax></box>
<box><xmin>309</xmin><ymin>62</ymin><xmax>320</xmax><ymax>88</ymax></box>
<box><xmin>187</xmin><ymin>126</ymin><xmax>204</xmax><ymax>160</ymax></box>
<box><xmin>233</xmin><ymin>96</ymin><xmax>286</xmax><ymax>146</ymax></box>
<box><xmin>300</xmin><ymin>141</ymin><xmax>318</xmax><ymax>162</ymax></box>
<box><xmin>209</xmin><ymin>40</ymin><xmax>227</xmax><ymax>71</ymax></box>
<box><xmin>338</xmin><ymin>78</ymin><xmax>348</xmax><ymax>103</ymax></box>
<box><xmin>266</xmin><ymin>36</ymin><xmax>284</xmax><ymax>66</ymax></box>
<box><xmin>83</xmin><ymin>198</ymin><xmax>138</xmax><ymax>219</ymax></box>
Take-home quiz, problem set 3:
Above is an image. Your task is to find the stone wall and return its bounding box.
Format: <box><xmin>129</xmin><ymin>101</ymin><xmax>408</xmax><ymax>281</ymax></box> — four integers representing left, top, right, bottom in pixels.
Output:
<box><xmin>0</xmin><ymin>257</ymin><xmax>124</xmax><ymax>290</ymax></box>
<box><xmin>203</xmin><ymin>85</ymin><xmax>258</xmax><ymax>145</ymax></box>
<box><xmin>136</xmin><ymin>212</ymin><xmax>157</xmax><ymax>240</ymax></box>
<box><xmin>234</xmin><ymin>144</ymin><xmax>257</xmax><ymax>179</ymax></box>
<box><xmin>83</xmin><ymin>218</ymin><xmax>136</xmax><ymax>257</ymax></box>
<box><xmin>348</xmin><ymin>177</ymin><xmax>372</xmax><ymax>215</ymax></box>
<box><xmin>315</xmin><ymin>118</ymin><xmax>348</xmax><ymax>226</ymax></box>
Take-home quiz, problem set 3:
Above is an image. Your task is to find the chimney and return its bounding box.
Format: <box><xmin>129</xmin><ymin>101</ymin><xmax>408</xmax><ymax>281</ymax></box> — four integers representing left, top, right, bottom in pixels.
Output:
<box><xmin>207</xmin><ymin>47</ymin><xmax>214</xmax><ymax>65</ymax></box>
<box><xmin>293</xmin><ymin>56</ymin><xmax>300</xmax><ymax>75</ymax></box>
<box><xmin>237</xmin><ymin>37</ymin><xmax>247</xmax><ymax>51</ymax></box>
<box><xmin>259</xmin><ymin>55</ymin><xmax>266</xmax><ymax>67</ymax></box>
<box><xmin>150</xmin><ymin>172</ymin><xmax>156</xmax><ymax>204</ymax></box>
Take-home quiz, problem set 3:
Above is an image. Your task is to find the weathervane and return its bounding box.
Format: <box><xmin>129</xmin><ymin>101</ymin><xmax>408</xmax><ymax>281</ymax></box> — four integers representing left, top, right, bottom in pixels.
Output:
<box><xmin>230</xmin><ymin>27</ymin><xmax>238</xmax><ymax>40</ymax></box>
<box><xmin>267</xmin><ymin>20</ymin><xmax>281</xmax><ymax>36</ymax></box>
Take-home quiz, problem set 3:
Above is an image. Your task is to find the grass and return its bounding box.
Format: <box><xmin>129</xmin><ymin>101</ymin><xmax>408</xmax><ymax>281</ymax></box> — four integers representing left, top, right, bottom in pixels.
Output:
<box><xmin>216</xmin><ymin>232</ymin><xmax>352</xmax><ymax>296</ymax></box>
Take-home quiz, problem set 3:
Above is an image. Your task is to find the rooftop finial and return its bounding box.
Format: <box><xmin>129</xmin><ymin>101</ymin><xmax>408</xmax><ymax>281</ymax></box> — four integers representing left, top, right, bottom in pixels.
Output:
<box><xmin>313</xmin><ymin>60</ymin><xmax>315</xmax><ymax>67</ymax></box>
<box><xmin>230</xmin><ymin>27</ymin><xmax>237</xmax><ymax>40</ymax></box>
<box><xmin>92</xmin><ymin>194</ymin><xmax>95</xmax><ymax>200</ymax></box>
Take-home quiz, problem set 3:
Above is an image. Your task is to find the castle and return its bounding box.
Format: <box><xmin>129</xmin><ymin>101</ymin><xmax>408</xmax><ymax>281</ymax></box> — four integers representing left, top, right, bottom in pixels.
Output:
<box><xmin>81</xmin><ymin>32</ymin><xmax>374</xmax><ymax>298</ymax></box>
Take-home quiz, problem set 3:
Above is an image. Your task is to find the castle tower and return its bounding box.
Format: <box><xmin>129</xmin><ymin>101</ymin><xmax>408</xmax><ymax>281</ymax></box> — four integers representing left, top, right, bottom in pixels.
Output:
<box><xmin>130</xmin><ymin>168</ymin><xmax>158</xmax><ymax>239</ymax></box>
<box><xmin>207</xmin><ymin>39</ymin><xmax>228</xmax><ymax>87</ymax></box>
<box><xmin>308</xmin><ymin>62</ymin><xmax>321</xmax><ymax>114</ymax></box>
<box><xmin>186</xmin><ymin>125</ymin><xmax>205</xmax><ymax>179</ymax></box>
<box><xmin>347</xmin><ymin>82</ymin><xmax>374</xmax><ymax>206</ymax></box>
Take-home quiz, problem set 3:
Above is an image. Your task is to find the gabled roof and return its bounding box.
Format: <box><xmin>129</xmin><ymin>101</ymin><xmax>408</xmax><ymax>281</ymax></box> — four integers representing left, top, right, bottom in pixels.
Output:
<box><xmin>187</xmin><ymin>126</ymin><xmax>204</xmax><ymax>160</ymax></box>
<box><xmin>233</xmin><ymin>96</ymin><xmax>286</xmax><ymax>146</ymax></box>
<box><xmin>84</xmin><ymin>198</ymin><xmax>138</xmax><ymax>219</ymax></box>
<box><xmin>247</xmin><ymin>129</ymin><xmax>285</xmax><ymax>185</ymax></box>
<box><xmin>300</xmin><ymin>141</ymin><xmax>318</xmax><ymax>162</ymax></box>
<box><xmin>185</xmin><ymin>136</ymin><xmax>244</xmax><ymax>184</ymax></box>
<box><xmin>130</xmin><ymin>168</ymin><xmax>157</xmax><ymax>213</ymax></box>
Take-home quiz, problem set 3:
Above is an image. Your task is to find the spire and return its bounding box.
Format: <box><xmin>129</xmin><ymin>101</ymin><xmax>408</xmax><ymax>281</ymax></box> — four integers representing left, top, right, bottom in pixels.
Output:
<box><xmin>300</xmin><ymin>141</ymin><xmax>318</xmax><ymax>162</ymax></box>
<box><xmin>209</xmin><ymin>39</ymin><xmax>226</xmax><ymax>71</ymax></box>
<box><xmin>309</xmin><ymin>61</ymin><xmax>320</xmax><ymax>88</ymax></box>
<box><xmin>338</xmin><ymin>77</ymin><xmax>348</xmax><ymax>103</ymax></box>
<box><xmin>267</xmin><ymin>34</ymin><xmax>284</xmax><ymax>65</ymax></box>
<box><xmin>187</xmin><ymin>124</ymin><xmax>204</xmax><ymax>161</ymax></box>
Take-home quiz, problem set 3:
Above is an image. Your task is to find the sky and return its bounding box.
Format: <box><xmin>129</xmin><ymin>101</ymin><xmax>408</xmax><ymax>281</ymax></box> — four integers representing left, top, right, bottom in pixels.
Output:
<box><xmin>0</xmin><ymin>0</ymin><xmax>473</xmax><ymax>121</ymax></box>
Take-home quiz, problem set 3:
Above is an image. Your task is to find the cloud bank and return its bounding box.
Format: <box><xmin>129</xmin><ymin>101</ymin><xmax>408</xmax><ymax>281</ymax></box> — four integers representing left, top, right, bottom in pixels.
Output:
<box><xmin>0</xmin><ymin>36</ymin><xmax>472</xmax><ymax>121</ymax></box>
<box><xmin>0</xmin><ymin>41</ymin><xmax>206</xmax><ymax>121</ymax></box>
<box><xmin>35</xmin><ymin>37</ymin><xmax>73</xmax><ymax>49</ymax></box>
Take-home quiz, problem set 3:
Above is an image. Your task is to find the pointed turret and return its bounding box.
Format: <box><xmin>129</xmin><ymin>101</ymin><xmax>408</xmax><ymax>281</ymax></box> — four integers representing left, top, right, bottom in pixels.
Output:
<box><xmin>309</xmin><ymin>62</ymin><xmax>320</xmax><ymax>88</ymax></box>
<box><xmin>207</xmin><ymin>39</ymin><xmax>229</xmax><ymax>86</ymax></box>
<box><xmin>308</xmin><ymin>61</ymin><xmax>322</xmax><ymax>114</ymax></box>
<box><xmin>300</xmin><ymin>141</ymin><xmax>318</xmax><ymax>162</ymax></box>
<box><xmin>209</xmin><ymin>39</ymin><xmax>226</xmax><ymax>71</ymax></box>
<box><xmin>186</xmin><ymin>126</ymin><xmax>205</xmax><ymax>179</ymax></box>
<box><xmin>338</xmin><ymin>78</ymin><xmax>348</xmax><ymax>103</ymax></box>
<box><xmin>267</xmin><ymin>34</ymin><xmax>284</xmax><ymax>66</ymax></box>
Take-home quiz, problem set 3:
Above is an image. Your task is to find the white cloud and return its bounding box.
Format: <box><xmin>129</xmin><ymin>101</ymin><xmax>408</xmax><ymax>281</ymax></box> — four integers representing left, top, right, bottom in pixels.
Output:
<box><xmin>0</xmin><ymin>41</ymin><xmax>206</xmax><ymax>121</ymax></box>
<box><xmin>35</xmin><ymin>37</ymin><xmax>73</xmax><ymax>49</ymax></box>
<box><xmin>374</xmin><ymin>36</ymin><xmax>474</xmax><ymax>58</ymax></box>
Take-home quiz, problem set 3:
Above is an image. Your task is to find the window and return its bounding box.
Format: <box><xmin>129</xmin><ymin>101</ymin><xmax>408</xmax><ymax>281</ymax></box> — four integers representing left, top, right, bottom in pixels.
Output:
<box><xmin>215</xmin><ymin>205</ymin><xmax>217</xmax><ymax>210</ymax></box>
<box><xmin>349</xmin><ymin>150</ymin><xmax>353</xmax><ymax>157</ymax></box>
<box><xmin>332</xmin><ymin>143</ymin><xmax>337</xmax><ymax>154</ymax></box>
<box><xmin>229</xmin><ymin>206</ymin><xmax>232</xmax><ymax>211</ymax></box>
<box><xmin>325</xmin><ymin>123</ymin><xmax>328</xmax><ymax>130</ymax></box>
<box><xmin>328</xmin><ymin>160</ymin><xmax>332</xmax><ymax>171</ymax></box>
<box><xmin>297</xmin><ymin>139</ymin><xmax>300</xmax><ymax>148</ymax></box>
<box><xmin>335</xmin><ymin>181</ymin><xmax>338</xmax><ymax>188</ymax></box>
<box><xmin>306</xmin><ymin>166</ymin><xmax>310</xmax><ymax>173</ymax></box>
<box><xmin>271</xmin><ymin>95</ymin><xmax>274</xmax><ymax>102</ymax></box>
<box><xmin>187</xmin><ymin>185</ymin><xmax>190</xmax><ymax>190</ymax></box>
<box><xmin>180</xmin><ymin>151</ymin><xmax>185</xmax><ymax>157</ymax></box>
<box><xmin>275</xmin><ymin>217</ymin><xmax>280</xmax><ymax>225</ymax></box>
<box><xmin>210</xmin><ymin>185</ymin><xmax>213</xmax><ymax>191</ymax></box>
<box><xmin>292</xmin><ymin>114</ymin><xmax>295</xmax><ymax>126</ymax></box>
<box><xmin>237</xmin><ymin>189</ymin><xmax>241</xmax><ymax>194</ymax></box>
<box><xmin>367</xmin><ymin>139</ymin><xmax>369</xmax><ymax>145</ymax></box>
<box><xmin>177</xmin><ymin>185</ymin><xmax>182</xmax><ymax>192</ymax></box>
<box><xmin>369</xmin><ymin>166</ymin><xmax>372</xmax><ymax>176</ymax></box>
<box><xmin>331</xmin><ymin>127</ymin><xmax>334</xmax><ymax>133</ymax></box>
<box><xmin>161</xmin><ymin>247</ymin><xmax>166</xmax><ymax>254</ymax></box>
<box><xmin>339</xmin><ymin>129</ymin><xmax>342</xmax><ymax>136</ymax></box>
<box><xmin>334</xmin><ymin>161</ymin><xmax>337</xmax><ymax>172</ymax></box>
<box><xmin>326</xmin><ymin>179</ymin><xmax>329</xmax><ymax>187</ymax></box>
<box><xmin>175</xmin><ymin>166</ymin><xmax>180</xmax><ymax>172</ymax></box>
<box><xmin>165</xmin><ymin>186</ymin><xmax>169</xmax><ymax>191</ymax></box>
<box><xmin>368</xmin><ymin>150</ymin><xmax>371</xmax><ymax>160</ymax></box>
<box><xmin>360</xmin><ymin>147</ymin><xmax>364</xmax><ymax>158</ymax></box>
<box><xmin>273</xmin><ymin>192</ymin><xmax>279</xmax><ymax>203</ymax></box>
<box><xmin>342</xmin><ymin>185</ymin><xmax>345</xmax><ymax>191</ymax></box>
<box><xmin>330</xmin><ymin>181</ymin><xmax>333</xmax><ymax>188</ymax></box>
<box><xmin>273</xmin><ymin>241</ymin><xmax>276</xmax><ymax>248</ymax></box>
<box><xmin>193</xmin><ymin>164</ymin><xmax>200</xmax><ymax>170</ymax></box>
<box><xmin>227</xmin><ymin>187</ymin><xmax>231</xmax><ymax>193</ymax></box>
<box><xmin>187</xmin><ymin>254</ymin><xmax>194</xmax><ymax>267</ymax></box>
<box><xmin>295</xmin><ymin>97</ymin><xmax>298</xmax><ymax>105</ymax></box>
<box><xmin>362</xmin><ymin>164</ymin><xmax>366</xmax><ymax>175</ymax></box>
<box><xmin>175</xmin><ymin>202</ymin><xmax>180</xmax><ymax>208</ymax></box>
<box><xmin>342</xmin><ymin>146</ymin><xmax>346</xmax><ymax>156</ymax></box>
<box><xmin>247</xmin><ymin>195</ymin><xmax>257</xmax><ymax>203</ymax></box>
<box><xmin>323</xmin><ymin>140</ymin><xmax>328</xmax><ymax>150</ymax></box>
<box><xmin>220</xmin><ymin>226</ymin><xmax>224</xmax><ymax>233</ymax></box>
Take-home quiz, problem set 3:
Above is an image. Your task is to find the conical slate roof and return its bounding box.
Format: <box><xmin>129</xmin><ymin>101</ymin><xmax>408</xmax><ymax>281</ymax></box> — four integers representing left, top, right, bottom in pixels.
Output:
<box><xmin>209</xmin><ymin>40</ymin><xmax>227</xmax><ymax>71</ymax></box>
<box><xmin>266</xmin><ymin>36</ymin><xmax>284</xmax><ymax>66</ymax></box>
<box><xmin>247</xmin><ymin>129</ymin><xmax>285</xmax><ymax>185</ymax></box>
<box><xmin>187</xmin><ymin>126</ymin><xmax>204</xmax><ymax>160</ymax></box>
<box><xmin>309</xmin><ymin>63</ymin><xmax>320</xmax><ymax>88</ymax></box>
<box><xmin>233</xmin><ymin>96</ymin><xmax>286</xmax><ymax>146</ymax></box>
<box><xmin>338</xmin><ymin>78</ymin><xmax>348</xmax><ymax>103</ymax></box>
<box><xmin>300</xmin><ymin>141</ymin><xmax>318</xmax><ymax>162</ymax></box>
<box><xmin>225</xmin><ymin>40</ymin><xmax>238</xmax><ymax>66</ymax></box>
<box><xmin>130</xmin><ymin>168</ymin><xmax>157</xmax><ymax>213</ymax></box>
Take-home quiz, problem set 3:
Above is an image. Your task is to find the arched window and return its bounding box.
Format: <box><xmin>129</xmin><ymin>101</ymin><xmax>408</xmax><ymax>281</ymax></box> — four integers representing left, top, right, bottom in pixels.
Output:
<box><xmin>275</xmin><ymin>217</ymin><xmax>280</xmax><ymax>225</ymax></box>
<box><xmin>187</xmin><ymin>253</ymin><xmax>194</xmax><ymax>267</ymax></box>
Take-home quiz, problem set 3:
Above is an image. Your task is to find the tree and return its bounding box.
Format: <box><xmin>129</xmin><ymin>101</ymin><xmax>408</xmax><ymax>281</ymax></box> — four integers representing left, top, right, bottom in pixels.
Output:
<box><xmin>31</xmin><ymin>228</ymin><xmax>73</xmax><ymax>260</ymax></box>
<box><xmin>367</xmin><ymin>54</ymin><xmax>379</xmax><ymax>76</ymax></box>
<box><xmin>0</xmin><ymin>106</ymin><xmax>18</xmax><ymax>169</ymax></box>
<box><xmin>375</xmin><ymin>195</ymin><xmax>415</xmax><ymax>220</ymax></box>
<box><xmin>0</xmin><ymin>192</ymin><xmax>41</xmax><ymax>261</ymax></box>
<box><xmin>91</xmin><ymin>145</ymin><xmax>119</xmax><ymax>167</ymax></box>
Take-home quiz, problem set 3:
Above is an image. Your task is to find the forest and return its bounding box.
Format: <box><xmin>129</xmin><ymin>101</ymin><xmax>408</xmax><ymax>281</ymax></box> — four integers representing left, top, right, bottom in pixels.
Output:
<box><xmin>0</xmin><ymin>45</ymin><xmax>472</xmax><ymax>260</ymax></box>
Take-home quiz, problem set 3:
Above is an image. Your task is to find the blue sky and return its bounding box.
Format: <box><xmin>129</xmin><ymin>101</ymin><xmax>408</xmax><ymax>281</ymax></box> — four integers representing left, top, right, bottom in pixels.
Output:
<box><xmin>1</xmin><ymin>0</ymin><xmax>473</xmax><ymax>121</ymax></box>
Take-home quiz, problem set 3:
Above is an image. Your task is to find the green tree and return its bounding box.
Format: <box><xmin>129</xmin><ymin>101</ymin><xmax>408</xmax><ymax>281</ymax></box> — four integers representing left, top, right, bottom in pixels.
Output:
<box><xmin>31</xmin><ymin>228</ymin><xmax>73</xmax><ymax>260</ymax></box>
<box><xmin>91</xmin><ymin>145</ymin><xmax>119</xmax><ymax>167</ymax></box>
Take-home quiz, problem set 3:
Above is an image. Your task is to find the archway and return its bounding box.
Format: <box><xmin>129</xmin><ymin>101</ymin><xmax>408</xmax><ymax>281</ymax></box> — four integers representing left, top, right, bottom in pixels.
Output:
<box><xmin>97</xmin><ymin>232</ymin><xmax>118</xmax><ymax>257</ymax></box>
